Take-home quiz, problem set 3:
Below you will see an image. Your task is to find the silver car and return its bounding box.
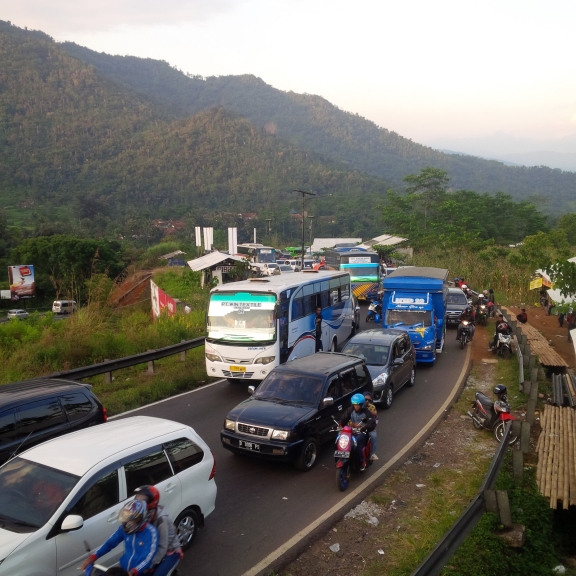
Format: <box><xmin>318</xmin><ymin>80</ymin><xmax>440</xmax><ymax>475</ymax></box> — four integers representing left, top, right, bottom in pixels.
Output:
<box><xmin>7</xmin><ymin>309</ymin><xmax>29</xmax><ymax>320</ymax></box>
<box><xmin>341</xmin><ymin>329</ymin><xmax>416</xmax><ymax>408</ymax></box>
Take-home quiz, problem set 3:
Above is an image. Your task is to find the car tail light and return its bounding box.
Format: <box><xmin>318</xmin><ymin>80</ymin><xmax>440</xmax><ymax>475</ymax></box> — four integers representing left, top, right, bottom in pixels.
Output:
<box><xmin>209</xmin><ymin>451</ymin><xmax>216</xmax><ymax>480</ymax></box>
<box><xmin>102</xmin><ymin>407</ymin><xmax>108</xmax><ymax>422</ymax></box>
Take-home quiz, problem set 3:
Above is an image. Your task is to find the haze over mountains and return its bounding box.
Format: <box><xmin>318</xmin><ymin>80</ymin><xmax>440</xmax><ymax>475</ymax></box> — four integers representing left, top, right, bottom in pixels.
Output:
<box><xmin>1</xmin><ymin>20</ymin><xmax>576</xmax><ymax>242</ymax></box>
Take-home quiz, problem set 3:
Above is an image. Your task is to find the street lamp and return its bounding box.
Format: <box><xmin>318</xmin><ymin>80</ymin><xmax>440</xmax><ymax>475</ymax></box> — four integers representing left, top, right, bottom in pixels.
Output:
<box><xmin>293</xmin><ymin>189</ymin><xmax>316</xmax><ymax>270</ymax></box>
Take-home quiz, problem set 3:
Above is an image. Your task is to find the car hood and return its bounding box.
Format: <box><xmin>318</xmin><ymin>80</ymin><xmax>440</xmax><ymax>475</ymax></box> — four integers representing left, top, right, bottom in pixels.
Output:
<box><xmin>228</xmin><ymin>398</ymin><xmax>316</xmax><ymax>428</ymax></box>
<box><xmin>0</xmin><ymin>527</ymin><xmax>32</xmax><ymax>561</ymax></box>
<box><xmin>367</xmin><ymin>365</ymin><xmax>387</xmax><ymax>380</ymax></box>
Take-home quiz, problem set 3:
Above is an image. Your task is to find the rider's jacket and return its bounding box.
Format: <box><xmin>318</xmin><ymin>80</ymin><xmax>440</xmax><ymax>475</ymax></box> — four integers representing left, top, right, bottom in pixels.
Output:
<box><xmin>459</xmin><ymin>309</ymin><xmax>475</xmax><ymax>323</ymax></box>
<box><xmin>91</xmin><ymin>523</ymin><xmax>158</xmax><ymax>575</ymax></box>
<box><xmin>151</xmin><ymin>506</ymin><xmax>182</xmax><ymax>566</ymax></box>
<box><xmin>339</xmin><ymin>406</ymin><xmax>376</xmax><ymax>432</ymax></box>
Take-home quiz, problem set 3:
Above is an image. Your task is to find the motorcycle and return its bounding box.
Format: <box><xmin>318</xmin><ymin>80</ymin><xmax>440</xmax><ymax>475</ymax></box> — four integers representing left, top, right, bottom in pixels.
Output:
<box><xmin>476</xmin><ymin>304</ymin><xmax>488</xmax><ymax>326</ymax></box>
<box><xmin>467</xmin><ymin>390</ymin><xmax>518</xmax><ymax>445</ymax></box>
<box><xmin>458</xmin><ymin>320</ymin><xmax>472</xmax><ymax>349</ymax></box>
<box><xmin>366</xmin><ymin>297</ymin><xmax>382</xmax><ymax>323</ymax></box>
<box><xmin>493</xmin><ymin>332</ymin><xmax>513</xmax><ymax>358</ymax></box>
<box><xmin>333</xmin><ymin>419</ymin><xmax>372</xmax><ymax>492</ymax></box>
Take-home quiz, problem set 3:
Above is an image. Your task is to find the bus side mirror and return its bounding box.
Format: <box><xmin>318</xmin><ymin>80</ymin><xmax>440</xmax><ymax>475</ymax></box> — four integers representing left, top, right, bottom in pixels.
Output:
<box><xmin>274</xmin><ymin>304</ymin><xmax>281</xmax><ymax>319</ymax></box>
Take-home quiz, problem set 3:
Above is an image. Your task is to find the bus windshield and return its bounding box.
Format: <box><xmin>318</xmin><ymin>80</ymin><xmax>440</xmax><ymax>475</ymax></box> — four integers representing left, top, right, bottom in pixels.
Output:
<box><xmin>256</xmin><ymin>248</ymin><xmax>275</xmax><ymax>263</ymax></box>
<box><xmin>341</xmin><ymin>264</ymin><xmax>379</xmax><ymax>282</ymax></box>
<box><xmin>386</xmin><ymin>309</ymin><xmax>432</xmax><ymax>327</ymax></box>
<box><xmin>208</xmin><ymin>292</ymin><xmax>276</xmax><ymax>343</ymax></box>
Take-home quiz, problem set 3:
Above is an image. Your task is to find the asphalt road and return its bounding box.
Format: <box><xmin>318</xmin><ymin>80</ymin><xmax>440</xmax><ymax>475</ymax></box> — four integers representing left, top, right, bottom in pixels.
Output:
<box><xmin>123</xmin><ymin>307</ymin><xmax>468</xmax><ymax>576</ymax></box>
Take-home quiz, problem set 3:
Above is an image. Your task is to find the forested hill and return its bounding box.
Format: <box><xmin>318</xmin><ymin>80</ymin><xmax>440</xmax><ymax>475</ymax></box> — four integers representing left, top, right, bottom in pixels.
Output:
<box><xmin>61</xmin><ymin>41</ymin><xmax>576</xmax><ymax>215</ymax></box>
<box><xmin>0</xmin><ymin>22</ymin><xmax>388</xmax><ymax>237</ymax></box>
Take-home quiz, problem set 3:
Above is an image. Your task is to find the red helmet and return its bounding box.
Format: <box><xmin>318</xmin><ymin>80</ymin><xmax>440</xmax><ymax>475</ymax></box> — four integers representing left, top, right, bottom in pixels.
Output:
<box><xmin>133</xmin><ymin>485</ymin><xmax>160</xmax><ymax>510</ymax></box>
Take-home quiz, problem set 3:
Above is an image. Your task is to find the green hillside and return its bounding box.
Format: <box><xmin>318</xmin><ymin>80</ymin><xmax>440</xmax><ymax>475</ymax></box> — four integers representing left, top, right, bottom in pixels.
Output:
<box><xmin>62</xmin><ymin>42</ymin><xmax>576</xmax><ymax>214</ymax></box>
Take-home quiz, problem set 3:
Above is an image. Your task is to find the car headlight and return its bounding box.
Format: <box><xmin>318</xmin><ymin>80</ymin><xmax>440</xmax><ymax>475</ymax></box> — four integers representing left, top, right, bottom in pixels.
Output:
<box><xmin>224</xmin><ymin>419</ymin><xmax>236</xmax><ymax>431</ymax></box>
<box><xmin>372</xmin><ymin>371</ymin><xmax>388</xmax><ymax>387</ymax></box>
<box><xmin>255</xmin><ymin>356</ymin><xmax>275</xmax><ymax>365</ymax></box>
<box><xmin>271</xmin><ymin>429</ymin><xmax>289</xmax><ymax>440</ymax></box>
<box><xmin>206</xmin><ymin>352</ymin><xmax>221</xmax><ymax>362</ymax></box>
<box><xmin>421</xmin><ymin>343</ymin><xmax>434</xmax><ymax>351</ymax></box>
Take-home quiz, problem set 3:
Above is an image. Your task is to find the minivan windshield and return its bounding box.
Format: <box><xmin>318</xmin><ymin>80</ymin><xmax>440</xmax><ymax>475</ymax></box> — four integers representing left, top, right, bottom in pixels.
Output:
<box><xmin>341</xmin><ymin>343</ymin><xmax>390</xmax><ymax>366</ymax></box>
<box><xmin>254</xmin><ymin>372</ymin><xmax>324</xmax><ymax>406</ymax></box>
<box><xmin>0</xmin><ymin>457</ymin><xmax>79</xmax><ymax>532</ymax></box>
<box><xmin>447</xmin><ymin>292</ymin><xmax>468</xmax><ymax>305</ymax></box>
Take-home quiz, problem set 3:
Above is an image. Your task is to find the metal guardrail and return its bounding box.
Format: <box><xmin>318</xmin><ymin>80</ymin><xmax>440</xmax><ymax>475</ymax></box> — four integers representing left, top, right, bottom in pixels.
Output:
<box><xmin>46</xmin><ymin>337</ymin><xmax>205</xmax><ymax>380</ymax></box>
<box><xmin>514</xmin><ymin>335</ymin><xmax>524</xmax><ymax>385</ymax></box>
<box><xmin>411</xmin><ymin>422</ymin><xmax>512</xmax><ymax>576</ymax></box>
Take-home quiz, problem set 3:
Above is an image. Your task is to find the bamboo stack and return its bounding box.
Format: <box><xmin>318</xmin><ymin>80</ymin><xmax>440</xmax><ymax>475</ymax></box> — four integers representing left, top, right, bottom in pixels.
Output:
<box><xmin>536</xmin><ymin>405</ymin><xmax>576</xmax><ymax>509</ymax></box>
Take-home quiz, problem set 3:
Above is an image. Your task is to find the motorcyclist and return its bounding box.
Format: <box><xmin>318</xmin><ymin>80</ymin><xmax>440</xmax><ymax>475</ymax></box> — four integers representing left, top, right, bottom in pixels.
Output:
<box><xmin>491</xmin><ymin>313</ymin><xmax>512</xmax><ymax>350</ymax></box>
<box><xmin>81</xmin><ymin>500</ymin><xmax>158</xmax><ymax>576</ymax></box>
<box><xmin>339</xmin><ymin>393</ymin><xmax>376</xmax><ymax>471</ymax></box>
<box><xmin>133</xmin><ymin>485</ymin><xmax>183</xmax><ymax>576</ymax></box>
<box><xmin>456</xmin><ymin>306</ymin><xmax>476</xmax><ymax>341</ymax></box>
<box><xmin>363</xmin><ymin>391</ymin><xmax>379</xmax><ymax>461</ymax></box>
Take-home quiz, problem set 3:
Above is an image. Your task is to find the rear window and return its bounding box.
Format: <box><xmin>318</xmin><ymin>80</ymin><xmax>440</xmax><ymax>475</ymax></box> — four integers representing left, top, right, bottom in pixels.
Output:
<box><xmin>165</xmin><ymin>438</ymin><xmax>204</xmax><ymax>472</ymax></box>
<box><xmin>59</xmin><ymin>392</ymin><xmax>94</xmax><ymax>422</ymax></box>
<box><xmin>18</xmin><ymin>400</ymin><xmax>67</xmax><ymax>435</ymax></box>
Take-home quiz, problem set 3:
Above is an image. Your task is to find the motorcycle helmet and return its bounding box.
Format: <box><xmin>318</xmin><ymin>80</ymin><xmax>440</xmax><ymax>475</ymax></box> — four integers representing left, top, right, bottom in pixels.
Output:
<box><xmin>351</xmin><ymin>393</ymin><xmax>365</xmax><ymax>406</ymax></box>
<box><xmin>134</xmin><ymin>485</ymin><xmax>160</xmax><ymax>510</ymax></box>
<box><xmin>119</xmin><ymin>500</ymin><xmax>147</xmax><ymax>534</ymax></box>
<box><xmin>483</xmin><ymin>290</ymin><xmax>488</xmax><ymax>296</ymax></box>
<box><xmin>493</xmin><ymin>384</ymin><xmax>507</xmax><ymax>397</ymax></box>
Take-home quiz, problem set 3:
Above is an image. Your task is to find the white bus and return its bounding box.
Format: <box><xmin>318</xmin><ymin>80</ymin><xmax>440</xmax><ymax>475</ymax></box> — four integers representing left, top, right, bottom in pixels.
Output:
<box><xmin>205</xmin><ymin>271</ymin><xmax>358</xmax><ymax>382</ymax></box>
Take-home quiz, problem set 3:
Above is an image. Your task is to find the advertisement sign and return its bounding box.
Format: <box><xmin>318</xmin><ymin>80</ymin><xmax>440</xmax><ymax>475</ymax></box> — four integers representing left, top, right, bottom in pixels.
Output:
<box><xmin>150</xmin><ymin>280</ymin><xmax>177</xmax><ymax>320</ymax></box>
<box><xmin>348</xmin><ymin>257</ymin><xmax>371</xmax><ymax>264</ymax></box>
<box><xmin>530</xmin><ymin>277</ymin><xmax>543</xmax><ymax>290</ymax></box>
<box><xmin>8</xmin><ymin>265</ymin><xmax>35</xmax><ymax>300</ymax></box>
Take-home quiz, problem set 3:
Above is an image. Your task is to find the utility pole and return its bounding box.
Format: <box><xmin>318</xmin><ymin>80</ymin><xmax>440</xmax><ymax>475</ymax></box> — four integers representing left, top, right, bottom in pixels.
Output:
<box><xmin>293</xmin><ymin>189</ymin><xmax>316</xmax><ymax>270</ymax></box>
<box><xmin>266</xmin><ymin>218</ymin><xmax>273</xmax><ymax>238</ymax></box>
<box><xmin>308</xmin><ymin>216</ymin><xmax>315</xmax><ymax>248</ymax></box>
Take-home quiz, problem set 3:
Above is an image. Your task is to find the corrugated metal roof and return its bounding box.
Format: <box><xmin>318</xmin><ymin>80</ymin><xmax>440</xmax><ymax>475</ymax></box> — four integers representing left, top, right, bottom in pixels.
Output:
<box><xmin>187</xmin><ymin>251</ymin><xmax>245</xmax><ymax>272</ymax></box>
<box><xmin>357</xmin><ymin>234</ymin><xmax>408</xmax><ymax>249</ymax></box>
<box><xmin>159</xmin><ymin>250</ymin><xmax>186</xmax><ymax>260</ymax></box>
<box><xmin>309</xmin><ymin>238</ymin><xmax>362</xmax><ymax>253</ymax></box>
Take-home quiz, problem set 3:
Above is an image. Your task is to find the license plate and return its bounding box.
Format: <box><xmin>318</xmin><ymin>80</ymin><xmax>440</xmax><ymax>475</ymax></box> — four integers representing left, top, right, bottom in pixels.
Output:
<box><xmin>239</xmin><ymin>440</ymin><xmax>260</xmax><ymax>451</ymax></box>
<box><xmin>230</xmin><ymin>365</ymin><xmax>246</xmax><ymax>372</ymax></box>
<box><xmin>335</xmin><ymin>450</ymin><xmax>350</xmax><ymax>458</ymax></box>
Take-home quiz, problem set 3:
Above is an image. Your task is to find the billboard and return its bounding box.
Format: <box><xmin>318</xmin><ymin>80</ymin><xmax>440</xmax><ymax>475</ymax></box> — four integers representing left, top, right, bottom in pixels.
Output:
<box><xmin>150</xmin><ymin>280</ymin><xmax>177</xmax><ymax>320</ymax></box>
<box><xmin>8</xmin><ymin>265</ymin><xmax>35</xmax><ymax>300</ymax></box>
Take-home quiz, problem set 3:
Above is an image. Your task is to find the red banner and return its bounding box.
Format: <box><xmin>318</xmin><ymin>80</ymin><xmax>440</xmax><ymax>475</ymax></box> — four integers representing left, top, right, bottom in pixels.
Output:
<box><xmin>150</xmin><ymin>280</ymin><xmax>177</xmax><ymax>320</ymax></box>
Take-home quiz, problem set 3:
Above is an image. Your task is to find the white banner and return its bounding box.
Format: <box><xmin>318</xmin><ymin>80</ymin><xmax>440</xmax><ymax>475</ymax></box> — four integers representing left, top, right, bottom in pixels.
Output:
<box><xmin>195</xmin><ymin>226</ymin><xmax>201</xmax><ymax>247</ymax></box>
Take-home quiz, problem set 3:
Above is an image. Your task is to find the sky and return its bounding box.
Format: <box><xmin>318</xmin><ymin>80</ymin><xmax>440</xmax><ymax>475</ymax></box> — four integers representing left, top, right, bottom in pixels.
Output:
<box><xmin>4</xmin><ymin>0</ymin><xmax>576</xmax><ymax>154</ymax></box>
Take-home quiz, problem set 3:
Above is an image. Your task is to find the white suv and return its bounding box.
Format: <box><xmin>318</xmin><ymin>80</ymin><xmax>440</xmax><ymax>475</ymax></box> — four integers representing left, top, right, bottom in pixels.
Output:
<box><xmin>0</xmin><ymin>416</ymin><xmax>217</xmax><ymax>576</ymax></box>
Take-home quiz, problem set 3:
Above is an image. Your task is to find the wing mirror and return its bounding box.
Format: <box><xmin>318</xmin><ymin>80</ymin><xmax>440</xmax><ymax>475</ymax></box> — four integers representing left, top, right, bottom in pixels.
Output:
<box><xmin>393</xmin><ymin>358</ymin><xmax>405</xmax><ymax>366</ymax></box>
<box><xmin>60</xmin><ymin>514</ymin><xmax>84</xmax><ymax>532</ymax></box>
<box><xmin>323</xmin><ymin>396</ymin><xmax>334</xmax><ymax>407</ymax></box>
<box><xmin>248</xmin><ymin>385</ymin><xmax>256</xmax><ymax>395</ymax></box>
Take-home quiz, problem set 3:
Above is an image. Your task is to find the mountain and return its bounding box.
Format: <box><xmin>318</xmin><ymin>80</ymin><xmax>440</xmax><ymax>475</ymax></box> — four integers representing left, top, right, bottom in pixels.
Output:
<box><xmin>60</xmin><ymin>41</ymin><xmax>576</xmax><ymax>214</ymax></box>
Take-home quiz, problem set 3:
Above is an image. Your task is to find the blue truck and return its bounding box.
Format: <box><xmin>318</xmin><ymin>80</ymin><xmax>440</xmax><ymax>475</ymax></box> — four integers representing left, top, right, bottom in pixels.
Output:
<box><xmin>381</xmin><ymin>267</ymin><xmax>448</xmax><ymax>364</ymax></box>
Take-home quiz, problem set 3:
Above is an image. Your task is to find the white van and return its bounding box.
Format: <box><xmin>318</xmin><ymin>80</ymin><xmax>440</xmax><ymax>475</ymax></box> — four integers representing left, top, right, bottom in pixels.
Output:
<box><xmin>0</xmin><ymin>416</ymin><xmax>217</xmax><ymax>575</ymax></box>
<box><xmin>52</xmin><ymin>300</ymin><xmax>77</xmax><ymax>314</ymax></box>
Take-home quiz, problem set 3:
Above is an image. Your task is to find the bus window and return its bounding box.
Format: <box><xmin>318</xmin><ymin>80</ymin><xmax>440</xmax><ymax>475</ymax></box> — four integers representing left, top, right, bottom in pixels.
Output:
<box><xmin>321</xmin><ymin>281</ymin><xmax>329</xmax><ymax>292</ymax></box>
<box><xmin>331</xmin><ymin>289</ymin><xmax>339</xmax><ymax>305</ymax></box>
<box><xmin>303</xmin><ymin>295</ymin><xmax>315</xmax><ymax>317</ymax></box>
<box><xmin>341</xmin><ymin>282</ymin><xmax>350</xmax><ymax>301</ymax></box>
<box><xmin>320</xmin><ymin>291</ymin><xmax>330</xmax><ymax>310</ymax></box>
<box><xmin>292</xmin><ymin>298</ymin><xmax>304</xmax><ymax>321</ymax></box>
<box><xmin>303</xmin><ymin>284</ymin><xmax>314</xmax><ymax>296</ymax></box>
<box><xmin>329</xmin><ymin>278</ymin><xmax>340</xmax><ymax>289</ymax></box>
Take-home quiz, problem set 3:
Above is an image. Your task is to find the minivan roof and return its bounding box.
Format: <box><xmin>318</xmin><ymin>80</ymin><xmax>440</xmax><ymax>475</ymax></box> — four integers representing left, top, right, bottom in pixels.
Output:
<box><xmin>273</xmin><ymin>352</ymin><xmax>361</xmax><ymax>376</ymax></box>
<box><xmin>20</xmin><ymin>416</ymin><xmax>189</xmax><ymax>476</ymax></box>
<box><xmin>0</xmin><ymin>378</ymin><xmax>91</xmax><ymax>407</ymax></box>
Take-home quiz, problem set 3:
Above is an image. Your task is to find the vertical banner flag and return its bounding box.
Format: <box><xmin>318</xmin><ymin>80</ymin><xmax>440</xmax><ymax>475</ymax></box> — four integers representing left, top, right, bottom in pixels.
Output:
<box><xmin>195</xmin><ymin>226</ymin><xmax>201</xmax><ymax>247</ymax></box>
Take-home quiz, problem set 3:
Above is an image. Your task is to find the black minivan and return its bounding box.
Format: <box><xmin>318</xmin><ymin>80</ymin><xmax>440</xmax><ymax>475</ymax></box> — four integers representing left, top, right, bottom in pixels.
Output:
<box><xmin>221</xmin><ymin>352</ymin><xmax>373</xmax><ymax>471</ymax></box>
<box><xmin>0</xmin><ymin>378</ymin><xmax>107</xmax><ymax>465</ymax></box>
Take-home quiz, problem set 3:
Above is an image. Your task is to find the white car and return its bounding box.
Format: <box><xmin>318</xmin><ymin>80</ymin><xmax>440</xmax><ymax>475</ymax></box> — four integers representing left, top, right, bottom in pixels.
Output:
<box><xmin>261</xmin><ymin>263</ymin><xmax>279</xmax><ymax>276</ymax></box>
<box><xmin>277</xmin><ymin>265</ymin><xmax>295</xmax><ymax>274</ymax></box>
<box><xmin>0</xmin><ymin>416</ymin><xmax>217</xmax><ymax>576</ymax></box>
<box><xmin>6</xmin><ymin>309</ymin><xmax>29</xmax><ymax>319</ymax></box>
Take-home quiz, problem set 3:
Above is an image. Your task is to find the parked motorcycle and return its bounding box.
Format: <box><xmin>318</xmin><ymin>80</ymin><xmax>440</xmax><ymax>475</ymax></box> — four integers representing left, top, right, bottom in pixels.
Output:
<box><xmin>333</xmin><ymin>419</ymin><xmax>372</xmax><ymax>491</ymax></box>
<box><xmin>366</xmin><ymin>297</ymin><xmax>382</xmax><ymax>323</ymax></box>
<box><xmin>458</xmin><ymin>320</ymin><xmax>472</xmax><ymax>349</ymax></box>
<box><xmin>493</xmin><ymin>332</ymin><xmax>513</xmax><ymax>358</ymax></box>
<box><xmin>476</xmin><ymin>304</ymin><xmax>488</xmax><ymax>326</ymax></box>
<box><xmin>467</xmin><ymin>384</ymin><xmax>518</xmax><ymax>445</ymax></box>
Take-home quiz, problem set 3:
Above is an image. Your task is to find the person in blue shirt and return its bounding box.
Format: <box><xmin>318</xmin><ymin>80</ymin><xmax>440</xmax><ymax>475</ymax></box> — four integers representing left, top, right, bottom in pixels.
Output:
<box><xmin>81</xmin><ymin>500</ymin><xmax>158</xmax><ymax>576</ymax></box>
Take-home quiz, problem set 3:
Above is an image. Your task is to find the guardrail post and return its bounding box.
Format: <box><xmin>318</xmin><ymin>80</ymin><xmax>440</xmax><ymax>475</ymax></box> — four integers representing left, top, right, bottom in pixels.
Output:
<box><xmin>520</xmin><ymin>421</ymin><xmax>530</xmax><ymax>454</ymax></box>
<box><xmin>104</xmin><ymin>359</ymin><xmax>112</xmax><ymax>384</ymax></box>
<box><xmin>496</xmin><ymin>491</ymin><xmax>513</xmax><ymax>528</ymax></box>
<box><xmin>513</xmin><ymin>450</ymin><xmax>523</xmax><ymax>481</ymax></box>
<box><xmin>528</xmin><ymin>354</ymin><xmax>536</xmax><ymax>372</ymax></box>
<box><xmin>527</xmin><ymin>381</ymin><xmax>539</xmax><ymax>425</ymax></box>
<box><xmin>523</xmin><ymin>348</ymin><xmax>530</xmax><ymax>368</ymax></box>
<box><xmin>147</xmin><ymin>350</ymin><xmax>155</xmax><ymax>374</ymax></box>
<box><xmin>180</xmin><ymin>340</ymin><xmax>186</xmax><ymax>362</ymax></box>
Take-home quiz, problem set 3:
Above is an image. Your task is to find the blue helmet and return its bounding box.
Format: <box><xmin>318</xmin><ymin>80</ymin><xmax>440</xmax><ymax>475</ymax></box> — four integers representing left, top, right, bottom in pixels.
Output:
<box><xmin>351</xmin><ymin>393</ymin><xmax>365</xmax><ymax>406</ymax></box>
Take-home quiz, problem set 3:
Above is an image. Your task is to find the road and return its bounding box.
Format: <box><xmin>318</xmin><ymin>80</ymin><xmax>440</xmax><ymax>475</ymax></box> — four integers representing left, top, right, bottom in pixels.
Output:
<box><xmin>121</xmin><ymin>307</ymin><xmax>468</xmax><ymax>576</ymax></box>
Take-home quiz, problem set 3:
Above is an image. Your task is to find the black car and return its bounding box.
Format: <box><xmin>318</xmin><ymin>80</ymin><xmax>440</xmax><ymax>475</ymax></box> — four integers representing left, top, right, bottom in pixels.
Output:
<box><xmin>221</xmin><ymin>352</ymin><xmax>373</xmax><ymax>471</ymax></box>
<box><xmin>0</xmin><ymin>378</ymin><xmax>107</xmax><ymax>465</ymax></box>
<box><xmin>446</xmin><ymin>287</ymin><xmax>470</xmax><ymax>326</ymax></box>
<box><xmin>341</xmin><ymin>329</ymin><xmax>416</xmax><ymax>408</ymax></box>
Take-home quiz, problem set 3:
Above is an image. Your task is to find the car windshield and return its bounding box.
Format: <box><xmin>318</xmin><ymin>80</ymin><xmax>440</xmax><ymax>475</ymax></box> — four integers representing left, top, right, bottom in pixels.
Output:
<box><xmin>254</xmin><ymin>372</ymin><xmax>324</xmax><ymax>406</ymax></box>
<box><xmin>341</xmin><ymin>342</ymin><xmax>390</xmax><ymax>366</ymax></box>
<box><xmin>0</xmin><ymin>457</ymin><xmax>79</xmax><ymax>532</ymax></box>
<box><xmin>386</xmin><ymin>309</ymin><xmax>432</xmax><ymax>327</ymax></box>
<box><xmin>447</xmin><ymin>292</ymin><xmax>468</xmax><ymax>304</ymax></box>
<box><xmin>208</xmin><ymin>292</ymin><xmax>276</xmax><ymax>343</ymax></box>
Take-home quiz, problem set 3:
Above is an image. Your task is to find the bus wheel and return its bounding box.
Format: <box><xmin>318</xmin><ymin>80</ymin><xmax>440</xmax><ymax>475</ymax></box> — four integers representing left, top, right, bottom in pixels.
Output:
<box><xmin>330</xmin><ymin>339</ymin><xmax>337</xmax><ymax>352</ymax></box>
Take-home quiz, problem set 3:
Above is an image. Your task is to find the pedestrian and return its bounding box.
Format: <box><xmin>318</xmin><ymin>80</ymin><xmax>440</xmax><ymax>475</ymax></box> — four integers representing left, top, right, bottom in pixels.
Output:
<box><xmin>517</xmin><ymin>308</ymin><xmax>528</xmax><ymax>324</ymax></box>
<box><xmin>559</xmin><ymin>311</ymin><xmax>565</xmax><ymax>328</ymax></box>
<box><xmin>488</xmin><ymin>289</ymin><xmax>495</xmax><ymax>304</ymax></box>
<box><xmin>315</xmin><ymin>307</ymin><xmax>323</xmax><ymax>352</ymax></box>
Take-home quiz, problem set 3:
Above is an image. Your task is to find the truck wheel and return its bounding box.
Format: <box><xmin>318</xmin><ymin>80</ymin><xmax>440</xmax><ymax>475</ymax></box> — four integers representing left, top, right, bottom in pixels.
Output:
<box><xmin>294</xmin><ymin>438</ymin><xmax>319</xmax><ymax>471</ymax></box>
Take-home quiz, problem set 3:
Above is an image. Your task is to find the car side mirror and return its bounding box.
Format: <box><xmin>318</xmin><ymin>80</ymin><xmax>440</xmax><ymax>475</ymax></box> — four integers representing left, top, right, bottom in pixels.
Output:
<box><xmin>355</xmin><ymin>306</ymin><xmax>360</xmax><ymax>312</ymax></box>
<box><xmin>248</xmin><ymin>385</ymin><xmax>255</xmax><ymax>394</ymax></box>
<box><xmin>393</xmin><ymin>358</ymin><xmax>404</xmax><ymax>366</ymax></box>
<box><xmin>61</xmin><ymin>514</ymin><xmax>84</xmax><ymax>532</ymax></box>
<box><xmin>323</xmin><ymin>397</ymin><xmax>334</xmax><ymax>407</ymax></box>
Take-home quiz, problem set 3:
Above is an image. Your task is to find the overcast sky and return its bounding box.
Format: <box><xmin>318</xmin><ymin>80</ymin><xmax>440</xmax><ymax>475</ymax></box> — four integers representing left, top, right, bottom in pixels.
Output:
<box><xmin>4</xmin><ymin>0</ymin><xmax>576</xmax><ymax>150</ymax></box>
